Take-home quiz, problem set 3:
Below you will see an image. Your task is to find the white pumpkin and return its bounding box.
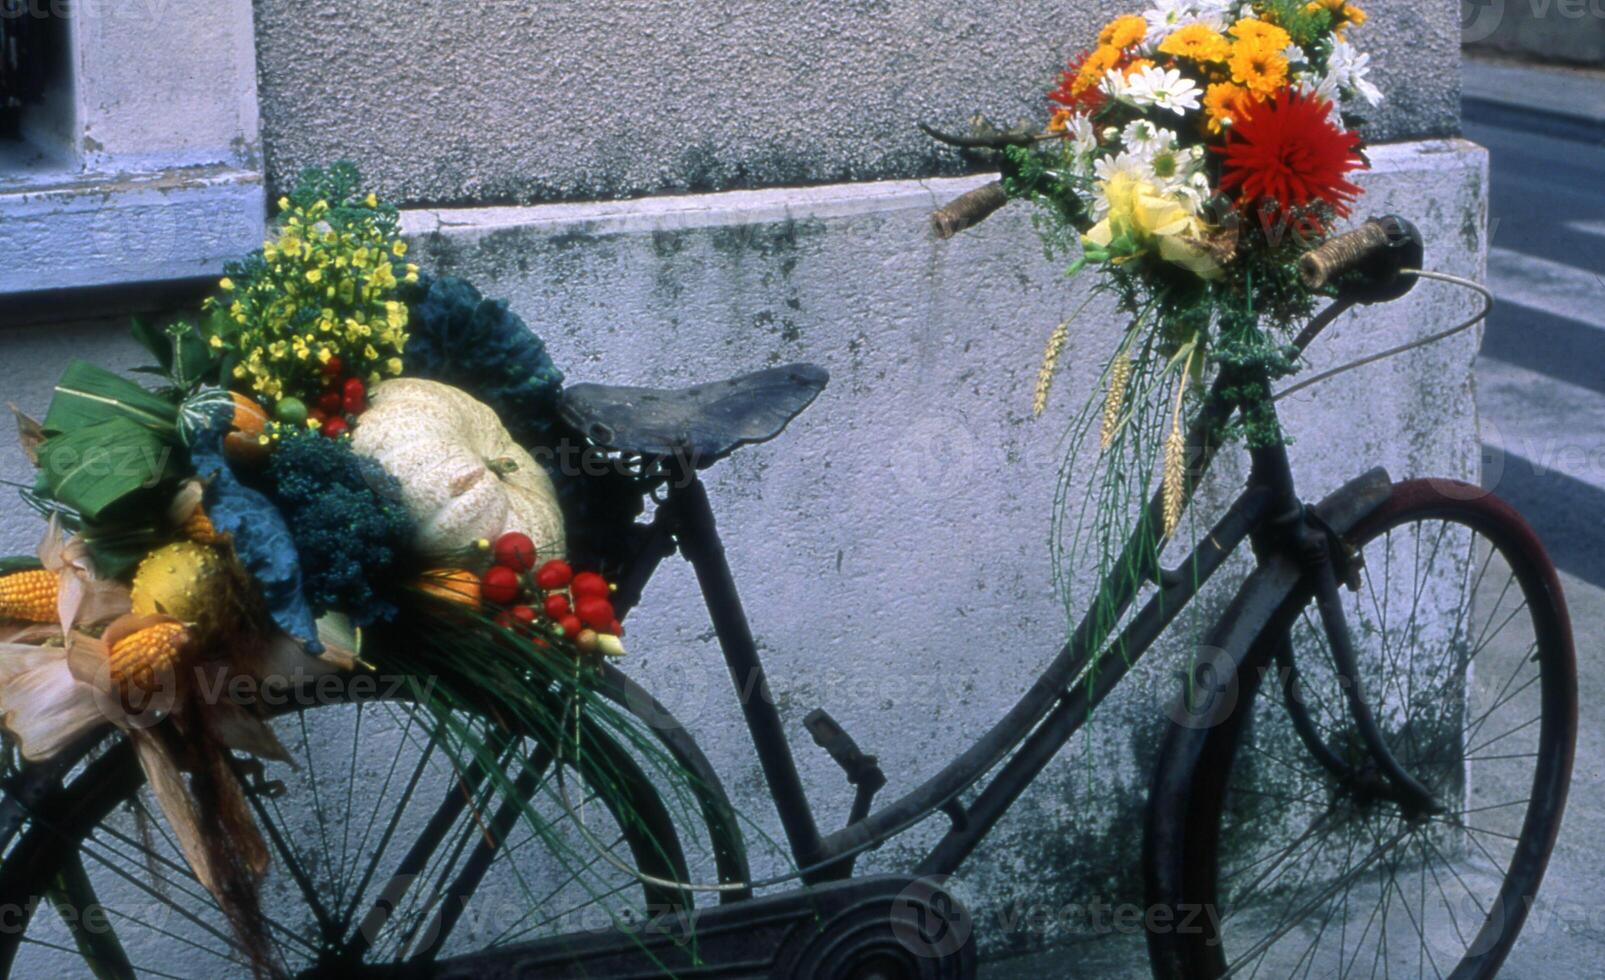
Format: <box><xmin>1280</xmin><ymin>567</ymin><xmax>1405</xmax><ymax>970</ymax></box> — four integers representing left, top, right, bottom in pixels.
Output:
<box><xmin>350</xmin><ymin>379</ymin><xmax>565</xmax><ymax>559</ymax></box>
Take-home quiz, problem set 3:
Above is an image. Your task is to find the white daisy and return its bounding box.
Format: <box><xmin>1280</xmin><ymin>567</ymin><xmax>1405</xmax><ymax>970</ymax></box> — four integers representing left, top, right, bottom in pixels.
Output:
<box><xmin>1066</xmin><ymin>113</ymin><xmax>1100</xmax><ymax>176</ymax></box>
<box><xmin>1121</xmin><ymin>119</ymin><xmax>1178</xmax><ymax>159</ymax></box>
<box><xmin>1326</xmin><ymin>38</ymin><xmax>1383</xmax><ymax>107</ymax></box>
<box><xmin>1142</xmin><ymin>0</ymin><xmax>1227</xmax><ymax>43</ymax></box>
<box><xmin>1114</xmin><ymin>65</ymin><xmax>1203</xmax><ymax>116</ymax></box>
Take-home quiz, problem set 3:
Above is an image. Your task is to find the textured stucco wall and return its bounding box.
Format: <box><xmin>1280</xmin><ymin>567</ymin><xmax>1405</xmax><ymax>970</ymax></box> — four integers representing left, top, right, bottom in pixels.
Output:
<box><xmin>251</xmin><ymin>0</ymin><xmax>1462</xmax><ymax>206</ymax></box>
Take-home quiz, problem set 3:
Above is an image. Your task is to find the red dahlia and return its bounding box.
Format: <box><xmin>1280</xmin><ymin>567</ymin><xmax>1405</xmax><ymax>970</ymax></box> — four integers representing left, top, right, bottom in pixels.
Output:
<box><xmin>1216</xmin><ymin>90</ymin><xmax>1366</xmax><ymax>219</ymax></box>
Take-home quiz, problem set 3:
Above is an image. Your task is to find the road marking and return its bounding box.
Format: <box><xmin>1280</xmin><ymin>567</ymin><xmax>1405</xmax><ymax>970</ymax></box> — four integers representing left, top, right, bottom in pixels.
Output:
<box><xmin>1480</xmin><ymin>355</ymin><xmax>1605</xmax><ymax>495</ymax></box>
<box><xmin>1487</xmin><ymin>248</ymin><xmax>1605</xmax><ymax>329</ymax></box>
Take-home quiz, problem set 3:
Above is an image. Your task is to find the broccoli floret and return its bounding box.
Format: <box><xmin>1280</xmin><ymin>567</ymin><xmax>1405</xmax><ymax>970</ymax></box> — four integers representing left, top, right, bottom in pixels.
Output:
<box><xmin>265</xmin><ymin>433</ymin><xmax>414</xmax><ymax>626</ymax></box>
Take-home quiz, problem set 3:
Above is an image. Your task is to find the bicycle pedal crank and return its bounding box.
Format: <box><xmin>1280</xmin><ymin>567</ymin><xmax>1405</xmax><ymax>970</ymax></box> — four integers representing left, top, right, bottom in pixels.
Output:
<box><xmin>432</xmin><ymin>874</ymin><xmax>978</xmax><ymax>979</ymax></box>
<box><xmin>805</xmin><ymin>708</ymin><xmax>888</xmax><ymax>830</ymax></box>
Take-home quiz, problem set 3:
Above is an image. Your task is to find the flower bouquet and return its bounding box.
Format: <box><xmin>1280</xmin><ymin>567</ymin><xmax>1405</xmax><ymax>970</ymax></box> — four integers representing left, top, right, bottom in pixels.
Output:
<box><xmin>0</xmin><ymin>165</ymin><xmax>671</xmax><ymax>966</ymax></box>
<box><xmin>927</xmin><ymin>0</ymin><xmax>1383</xmax><ymax>620</ymax></box>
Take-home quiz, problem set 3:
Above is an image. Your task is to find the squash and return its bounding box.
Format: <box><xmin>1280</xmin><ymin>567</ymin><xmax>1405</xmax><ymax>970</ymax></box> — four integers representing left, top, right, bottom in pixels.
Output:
<box><xmin>350</xmin><ymin>379</ymin><xmax>565</xmax><ymax>559</ymax></box>
<box><xmin>130</xmin><ymin>541</ymin><xmax>237</xmax><ymax>645</ymax></box>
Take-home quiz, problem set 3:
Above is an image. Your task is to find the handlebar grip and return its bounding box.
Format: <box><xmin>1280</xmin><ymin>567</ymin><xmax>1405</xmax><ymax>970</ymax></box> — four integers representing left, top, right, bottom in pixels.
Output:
<box><xmin>1298</xmin><ymin>220</ymin><xmax>1393</xmax><ymax>290</ymax></box>
<box><xmin>931</xmin><ymin>180</ymin><xmax>1009</xmax><ymax>239</ymax></box>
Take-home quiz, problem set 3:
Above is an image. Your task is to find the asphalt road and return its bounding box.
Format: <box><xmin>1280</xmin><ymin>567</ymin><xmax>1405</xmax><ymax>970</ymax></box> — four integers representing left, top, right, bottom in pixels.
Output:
<box><xmin>1465</xmin><ymin>109</ymin><xmax>1605</xmax><ymax>588</ymax></box>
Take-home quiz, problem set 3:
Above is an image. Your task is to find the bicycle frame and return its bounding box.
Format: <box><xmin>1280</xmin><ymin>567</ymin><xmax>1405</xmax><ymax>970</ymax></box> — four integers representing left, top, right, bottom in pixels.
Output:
<box><xmin>611</xmin><ymin>295</ymin><xmax>1419</xmax><ymax>886</ymax></box>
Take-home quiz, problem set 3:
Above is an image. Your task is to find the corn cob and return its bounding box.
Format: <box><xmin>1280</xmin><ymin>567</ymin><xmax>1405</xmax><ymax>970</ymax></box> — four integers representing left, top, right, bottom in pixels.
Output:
<box><xmin>180</xmin><ymin>507</ymin><xmax>225</xmax><ymax>546</ymax></box>
<box><xmin>0</xmin><ymin>569</ymin><xmax>57</xmax><ymax>623</ymax></box>
<box><xmin>108</xmin><ymin>622</ymin><xmax>192</xmax><ymax>696</ymax></box>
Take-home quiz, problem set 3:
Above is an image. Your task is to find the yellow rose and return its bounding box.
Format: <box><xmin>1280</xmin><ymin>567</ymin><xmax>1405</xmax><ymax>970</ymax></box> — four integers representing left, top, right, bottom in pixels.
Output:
<box><xmin>1084</xmin><ymin>175</ymin><xmax>1222</xmax><ymax>280</ymax></box>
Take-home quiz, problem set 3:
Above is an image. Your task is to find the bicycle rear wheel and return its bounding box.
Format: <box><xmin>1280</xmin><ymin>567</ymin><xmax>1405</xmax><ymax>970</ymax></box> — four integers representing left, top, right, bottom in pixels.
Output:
<box><xmin>0</xmin><ymin>671</ymin><xmax>742</xmax><ymax>977</ymax></box>
<box><xmin>1146</xmin><ymin>480</ymin><xmax>1576</xmax><ymax>979</ymax></box>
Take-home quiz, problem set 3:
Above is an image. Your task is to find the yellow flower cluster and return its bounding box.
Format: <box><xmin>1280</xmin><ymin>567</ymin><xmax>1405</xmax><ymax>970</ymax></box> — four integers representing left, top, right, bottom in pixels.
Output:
<box><xmin>214</xmin><ymin>193</ymin><xmax>419</xmax><ymax>403</ymax></box>
<box><xmin>1306</xmin><ymin>0</ymin><xmax>1366</xmax><ymax>35</ymax></box>
<box><xmin>1071</xmin><ymin>3</ymin><xmax>1367</xmax><ymax>135</ymax></box>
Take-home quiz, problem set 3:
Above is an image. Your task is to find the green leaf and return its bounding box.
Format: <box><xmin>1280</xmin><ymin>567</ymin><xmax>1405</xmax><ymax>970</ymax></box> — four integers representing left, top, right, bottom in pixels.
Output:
<box><xmin>81</xmin><ymin>526</ymin><xmax>165</xmax><ymax>580</ymax></box>
<box><xmin>43</xmin><ymin>361</ymin><xmax>179</xmax><ymax>437</ymax></box>
<box><xmin>0</xmin><ymin>556</ymin><xmax>43</xmax><ymax>575</ymax></box>
<box><xmin>35</xmin><ymin>417</ymin><xmax>175</xmax><ymax>522</ymax></box>
<box><xmin>129</xmin><ymin>318</ymin><xmax>174</xmax><ymax>373</ymax></box>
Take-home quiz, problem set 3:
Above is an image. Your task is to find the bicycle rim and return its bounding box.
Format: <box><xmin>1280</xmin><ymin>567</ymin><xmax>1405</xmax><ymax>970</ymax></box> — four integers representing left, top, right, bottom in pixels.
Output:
<box><xmin>1152</xmin><ymin>480</ymin><xmax>1576</xmax><ymax>980</ymax></box>
<box><xmin>0</xmin><ymin>677</ymin><xmax>719</xmax><ymax>977</ymax></box>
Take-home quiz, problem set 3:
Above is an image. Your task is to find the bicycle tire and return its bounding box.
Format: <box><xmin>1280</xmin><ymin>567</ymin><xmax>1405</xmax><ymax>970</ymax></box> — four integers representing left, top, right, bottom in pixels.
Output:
<box><xmin>0</xmin><ymin>670</ymin><xmax>744</xmax><ymax>977</ymax></box>
<box><xmin>1146</xmin><ymin>479</ymin><xmax>1577</xmax><ymax>980</ymax></box>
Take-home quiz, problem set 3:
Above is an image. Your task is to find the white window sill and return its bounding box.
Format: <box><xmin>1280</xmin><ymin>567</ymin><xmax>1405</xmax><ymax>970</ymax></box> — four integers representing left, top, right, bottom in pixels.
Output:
<box><xmin>0</xmin><ymin>162</ymin><xmax>263</xmax><ymax>295</ymax></box>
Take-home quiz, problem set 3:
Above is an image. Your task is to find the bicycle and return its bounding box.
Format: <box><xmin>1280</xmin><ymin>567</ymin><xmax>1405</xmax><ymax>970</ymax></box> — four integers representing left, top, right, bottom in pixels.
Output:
<box><xmin>0</xmin><ymin>211</ymin><xmax>1576</xmax><ymax>979</ymax></box>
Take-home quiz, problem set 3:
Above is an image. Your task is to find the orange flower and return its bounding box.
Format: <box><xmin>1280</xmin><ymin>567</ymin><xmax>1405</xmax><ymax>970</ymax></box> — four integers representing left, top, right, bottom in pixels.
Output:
<box><xmin>1228</xmin><ymin>40</ymin><xmax>1289</xmax><ymax>97</ymax></box>
<box><xmin>1098</xmin><ymin>14</ymin><xmax>1150</xmax><ymax>49</ymax></box>
<box><xmin>1307</xmin><ymin>0</ymin><xmax>1367</xmax><ymax>31</ymax></box>
<box><xmin>1122</xmin><ymin>57</ymin><xmax>1156</xmax><ymax>78</ymax></box>
<box><xmin>1228</xmin><ymin>18</ymin><xmax>1292</xmax><ymax>52</ymax></box>
<box><xmin>1158</xmin><ymin>23</ymin><xmax>1231</xmax><ymax>63</ymax></box>
<box><xmin>1203</xmin><ymin>82</ymin><xmax>1256</xmax><ymax>134</ymax></box>
<box><xmin>1072</xmin><ymin>44</ymin><xmax>1123</xmax><ymax>95</ymax></box>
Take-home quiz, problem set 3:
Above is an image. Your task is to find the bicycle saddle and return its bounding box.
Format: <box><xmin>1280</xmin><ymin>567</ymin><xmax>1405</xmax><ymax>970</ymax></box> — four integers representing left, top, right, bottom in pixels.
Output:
<box><xmin>560</xmin><ymin>362</ymin><xmax>828</xmax><ymax>465</ymax></box>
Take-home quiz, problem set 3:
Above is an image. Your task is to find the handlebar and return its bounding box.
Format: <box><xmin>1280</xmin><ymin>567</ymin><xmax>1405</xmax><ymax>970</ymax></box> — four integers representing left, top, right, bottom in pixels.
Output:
<box><xmin>930</xmin><ymin>180</ymin><xmax>1009</xmax><ymax>239</ymax></box>
<box><xmin>1298</xmin><ymin>215</ymin><xmax>1424</xmax><ymax>303</ymax></box>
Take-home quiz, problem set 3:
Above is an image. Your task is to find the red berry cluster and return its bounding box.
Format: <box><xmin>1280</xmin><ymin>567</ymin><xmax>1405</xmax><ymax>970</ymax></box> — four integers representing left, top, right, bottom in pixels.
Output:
<box><xmin>481</xmin><ymin>532</ymin><xmax>625</xmax><ymax>657</ymax></box>
<box><xmin>310</xmin><ymin>356</ymin><xmax>368</xmax><ymax>439</ymax></box>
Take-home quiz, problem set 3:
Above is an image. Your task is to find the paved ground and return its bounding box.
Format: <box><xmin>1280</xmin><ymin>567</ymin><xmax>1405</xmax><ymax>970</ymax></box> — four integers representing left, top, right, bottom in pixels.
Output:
<box><xmin>979</xmin><ymin>57</ymin><xmax>1605</xmax><ymax>977</ymax></box>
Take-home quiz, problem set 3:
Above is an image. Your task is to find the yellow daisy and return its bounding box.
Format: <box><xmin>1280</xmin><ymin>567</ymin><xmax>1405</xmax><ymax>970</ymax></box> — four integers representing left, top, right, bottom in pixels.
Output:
<box><xmin>1228</xmin><ymin>40</ymin><xmax>1289</xmax><ymax>97</ymax></box>
<box><xmin>1158</xmin><ymin>23</ymin><xmax>1231</xmax><ymax>63</ymax></box>
<box><xmin>1073</xmin><ymin>44</ymin><xmax>1124</xmax><ymax>95</ymax></box>
<box><xmin>1228</xmin><ymin>18</ymin><xmax>1292</xmax><ymax>52</ymax></box>
<box><xmin>1098</xmin><ymin>14</ymin><xmax>1150</xmax><ymax>49</ymax></box>
<box><xmin>1203</xmin><ymin>82</ymin><xmax>1255</xmax><ymax>134</ymax></box>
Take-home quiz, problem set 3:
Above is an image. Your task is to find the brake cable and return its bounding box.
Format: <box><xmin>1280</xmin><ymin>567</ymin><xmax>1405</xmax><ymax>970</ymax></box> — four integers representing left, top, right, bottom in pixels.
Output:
<box><xmin>1274</xmin><ymin>270</ymin><xmax>1494</xmax><ymax>401</ymax></box>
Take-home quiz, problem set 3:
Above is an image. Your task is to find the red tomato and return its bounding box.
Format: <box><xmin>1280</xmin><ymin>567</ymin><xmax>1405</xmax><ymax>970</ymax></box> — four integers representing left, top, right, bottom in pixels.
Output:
<box><xmin>535</xmin><ymin>560</ymin><xmax>574</xmax><ymax>590</ymax></box>
<box><xmin>543</xmin><ymin>593</ymin><xmax>571</xmax><ymax>619</ymax></box>
<box><xmin>322</xmin><ymin>355</ymin><xmax>344</xmax><ymax>379</ymax></box>
<box><xmin>480</xmin><ymin>566</ymin><xmax>522</xmax><ymax>606</ymax></box>
<box><xmin>571</xmin><ymin>572</ymin><xmax>609</xmax><ymax>600</ymax></box>
<box><xmin>577</xmin><ymin>596</ymin><xmax>615</xmax><ymax>631</ymax></box>
<box><xmin>493</xmin><ymin>532</ymin><xmax>537</xmax><ymax>572</ymax></box>
<box><xmin>342</xmin><ymin>377</ymin><xmax>367</xmax><ymax>415</ymax></box>
<box><xmin>321</xmin><ymin>416</ymin><xmax>349</xmax><ymax>438</ymax></box>
<box><xmin>508</xmin><ymin>604</ymin><xmax>537</xmax><ymax>626</ymax></box>
<box><xmin>318</xmin><ymin>392</ymin><xmax>343</xmax><ymax>416</ymax></box>
<box><xmin>558</xmin><ymin>614</ymin><xmax>583</xmax><ymax>638</ymax></box>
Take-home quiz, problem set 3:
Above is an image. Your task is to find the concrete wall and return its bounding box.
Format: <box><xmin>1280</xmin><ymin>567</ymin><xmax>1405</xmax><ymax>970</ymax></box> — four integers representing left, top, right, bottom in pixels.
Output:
<box><xmin>1463</xmin><ymin>0</ymin><xmax>1605</xmax><ymax>65</ymax></box>
<box><xmin>252</xmin><ymin>0</ymin><xmax>1462</xmax><ymax>205</ymax></box>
